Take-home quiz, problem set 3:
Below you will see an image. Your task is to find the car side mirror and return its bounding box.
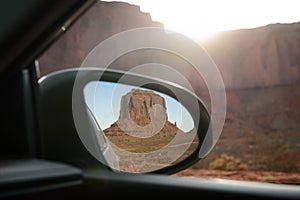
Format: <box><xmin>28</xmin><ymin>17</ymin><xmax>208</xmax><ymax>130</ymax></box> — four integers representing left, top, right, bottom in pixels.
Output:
<box><xmin>39</xmin><ymin>68</ymin><xmax>212</xmax><ymax>174</ymax></box>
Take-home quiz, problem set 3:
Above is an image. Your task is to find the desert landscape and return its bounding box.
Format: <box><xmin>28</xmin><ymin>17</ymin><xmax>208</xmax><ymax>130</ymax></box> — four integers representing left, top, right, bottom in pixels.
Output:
<box><xmin>39</xmin><ymin>1</ymin><xmax>300</xmax><ymax>184</ymax></box>
<box><xmin>103</xmin><ymin>88</ymin><xmax>198</xmax><ymax>173</ymax></box>
<box><xmin>177</xmin><ymin>83</ymin><xmax>300</xmax><ymax>184</ymax></box>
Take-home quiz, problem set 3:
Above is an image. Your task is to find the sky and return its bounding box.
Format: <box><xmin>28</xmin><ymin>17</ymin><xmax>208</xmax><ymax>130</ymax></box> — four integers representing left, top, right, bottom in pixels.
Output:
<box><xmin>117</xmin><ymin>0</ymin><xmax>300</xmax><ymax>40</ymax></box>
<box><xmin>84</xmin><ymin>81</ymin><xmax>194</xmax><ymax>132</ymax></box>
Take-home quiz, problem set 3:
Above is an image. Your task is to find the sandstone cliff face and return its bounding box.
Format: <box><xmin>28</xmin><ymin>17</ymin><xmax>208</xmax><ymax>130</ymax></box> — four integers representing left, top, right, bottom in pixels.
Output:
<box><xmin>39</xmin><ymin>1</ymin><xmax>300</xmax><ymax>90</ymax></box>
<box><xmin>39</xmin><ymin>1</ymin><xmax>163</xmax><ymax>75</ymax></box>
<box><xmin>104</xmin><ymin>89</ymin><xmax>181</xmax><ymax>138</ymax></box>
<box><xmin>203</xmin><ymin>23</ymin><xmax>300</xmax><ymax>89</ymax></box>
<box><xmin>119</xmin><ymin>89</ymin><xmax>167</xmax><ymax>126</ymax></box>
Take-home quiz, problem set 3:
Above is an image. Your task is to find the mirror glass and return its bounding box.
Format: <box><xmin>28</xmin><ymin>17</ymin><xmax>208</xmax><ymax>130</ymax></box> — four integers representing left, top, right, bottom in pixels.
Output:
<box><xmin>84</xmin><ymin>81</ymin><xmax>198</xmax><ymax>173</ymax></box>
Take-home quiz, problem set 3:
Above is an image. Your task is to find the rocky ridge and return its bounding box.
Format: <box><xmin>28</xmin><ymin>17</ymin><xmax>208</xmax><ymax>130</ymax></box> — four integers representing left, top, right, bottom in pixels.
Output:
<box><xmin>104</xmin><ymin>89</ymin><xmax>180</xmax><ymax>137</ymax></box>
<box><xmin>40</xmin><ymin>1</ymin><xmax>300</xmax><ymax>90</ymax></box>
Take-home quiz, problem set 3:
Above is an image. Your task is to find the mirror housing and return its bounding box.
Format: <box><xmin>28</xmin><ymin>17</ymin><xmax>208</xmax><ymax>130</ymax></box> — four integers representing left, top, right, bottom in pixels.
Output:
<box><xmin>39</xmin><ymin>68</ymin><xmax>211</xmax><ymax>174</ymax></box>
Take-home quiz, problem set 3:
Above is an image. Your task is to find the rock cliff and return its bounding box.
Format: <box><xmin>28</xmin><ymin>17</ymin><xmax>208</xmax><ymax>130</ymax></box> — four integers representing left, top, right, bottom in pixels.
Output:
<box><xmin>119</xmin><ymin>89</ymin><xmax>167</xmax><ymax>126</ymax></box>
<box><xmin>39</xmin><ymin>1</ymin><xmax>300</xmax><ymax>90</ymax></box>
<box><xmin>202</xmin><ymin>23</ymin><xmax>300</xmax><ymax>89</ymax></box>
<box><xmin>104</xmin><ymin>89</ymin><xmax>182</xmax><ymax>138</ymax></box>
<box><xmin>39</xmin><ymin>1</ymin><xmax>163</xmax><ymax>75</ymax></box>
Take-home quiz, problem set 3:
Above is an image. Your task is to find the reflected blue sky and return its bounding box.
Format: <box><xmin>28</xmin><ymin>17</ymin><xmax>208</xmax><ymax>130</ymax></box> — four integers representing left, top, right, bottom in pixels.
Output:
<box><xmin>84</xmin><ymin>81</ymin><xmax>194</xmax><ymax>132</ymax></box>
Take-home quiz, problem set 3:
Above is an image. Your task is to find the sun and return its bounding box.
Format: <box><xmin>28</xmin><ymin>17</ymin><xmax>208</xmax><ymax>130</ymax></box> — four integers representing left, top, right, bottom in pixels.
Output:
<box><xmin>122</xmin><ymin>0</ymin><xmax>223</xmax><ymax>41</ymax></box>
<box><xmin>120</xmin><ymin>0</ymin><xmax>300</xmax><ymax>41</ymax></box>
<box><xmin>163</xmin><ymin>22</ymin><xmax>217</xmax><ymax>41</ymax></box>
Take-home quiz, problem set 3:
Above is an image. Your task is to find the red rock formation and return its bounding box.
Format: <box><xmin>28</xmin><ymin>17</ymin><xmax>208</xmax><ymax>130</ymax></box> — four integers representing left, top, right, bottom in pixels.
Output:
<box><xmin>202</xmin><ymin>23</ymin><xmax>300</xmax><ymax>89</ymax></box>
<box><xmin>39</xmin><ymin>1</ymin><xmax>300</xmax><ymax>90</ymax></box>
<box><xmin>119</xmin><ymin>89</ymin><xmax>167</xmax><ymax>126</ymax></box>
<box><xmin>104</xmin><ymin>88</ymin><xmax>182</xmax><ymax>138</ymax></box>
<box><xmin>39</xmin><ymin>1</ymin><xmax>163</xmax><ymax>75</ymax></box>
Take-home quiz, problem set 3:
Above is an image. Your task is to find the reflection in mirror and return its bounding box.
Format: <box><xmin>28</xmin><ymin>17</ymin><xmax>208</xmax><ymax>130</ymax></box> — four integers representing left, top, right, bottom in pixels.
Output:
<box><xmin>84</xmin><ymin>81</ymin><xmax>198</xmax><ymax>173</ymax></box>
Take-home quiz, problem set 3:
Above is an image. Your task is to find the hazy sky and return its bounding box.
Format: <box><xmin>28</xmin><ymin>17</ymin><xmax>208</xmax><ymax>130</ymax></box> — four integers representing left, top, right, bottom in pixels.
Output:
<box><xmin>118</xmin><ymin>0</ymin><xmax>300</xmax><ymax>40</ymax></box>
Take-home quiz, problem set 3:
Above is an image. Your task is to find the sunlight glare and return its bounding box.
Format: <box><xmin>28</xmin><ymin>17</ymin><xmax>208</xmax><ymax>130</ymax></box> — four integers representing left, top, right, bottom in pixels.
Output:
<box><xmin>120</xmin><ymin>0</ymin><xmax>300</xmax><ymax>41</ymax></box>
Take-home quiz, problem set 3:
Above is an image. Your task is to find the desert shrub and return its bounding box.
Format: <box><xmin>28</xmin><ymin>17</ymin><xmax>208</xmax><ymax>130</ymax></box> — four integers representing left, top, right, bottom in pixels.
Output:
<box><xmin>264</xmin><ymin>177</ymin><xmax>278</xmax><ymax>183</ymax></box>
<box><xmin>209</xmin><ymin>154</ymin><xmax>248</xmax><ymax>171</ymax></box>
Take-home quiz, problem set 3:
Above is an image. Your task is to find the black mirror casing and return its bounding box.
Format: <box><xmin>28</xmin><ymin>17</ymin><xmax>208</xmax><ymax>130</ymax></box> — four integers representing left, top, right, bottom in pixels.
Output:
<box><xmin>39</xmin><ymin>68</ymin><xmax>211</xmax><ymax>174</ymax></box>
